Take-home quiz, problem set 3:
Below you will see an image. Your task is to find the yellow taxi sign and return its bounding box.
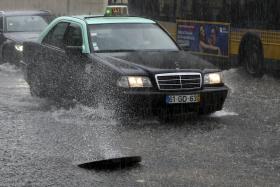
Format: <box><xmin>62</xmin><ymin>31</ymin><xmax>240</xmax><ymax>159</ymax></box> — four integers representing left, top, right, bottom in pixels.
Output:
<box><xmin>105</xmin><ymin>5</ymin><xmax>129</xmax><ymax>16</ymax></box>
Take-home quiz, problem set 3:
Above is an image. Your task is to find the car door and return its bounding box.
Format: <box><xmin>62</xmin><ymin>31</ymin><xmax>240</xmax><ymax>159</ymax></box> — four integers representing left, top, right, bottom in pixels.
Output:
<box><xmin>61</xmin><ymin>22</ymin><xmax>93</xmax><ymax>102</ymax></box>
<box><xmin>41</xmin><ymin>21</ymin><xmax>69</xmax><ymax>97</ymax></box>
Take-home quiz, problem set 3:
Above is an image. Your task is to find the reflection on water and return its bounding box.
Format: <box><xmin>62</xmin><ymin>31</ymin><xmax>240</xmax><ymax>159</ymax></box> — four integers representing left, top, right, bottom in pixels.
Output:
<box><xmin>210</xmin><ymin>110</ymin><xmax>239</xmax><ymax>118</ymax></box>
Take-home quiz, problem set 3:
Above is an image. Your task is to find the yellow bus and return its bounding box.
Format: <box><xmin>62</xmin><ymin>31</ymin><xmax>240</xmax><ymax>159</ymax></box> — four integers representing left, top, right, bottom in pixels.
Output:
<box><xmin>119</xmin><ymin>0</ymin><xmax>280</xmax><ymax>77</ymax></box>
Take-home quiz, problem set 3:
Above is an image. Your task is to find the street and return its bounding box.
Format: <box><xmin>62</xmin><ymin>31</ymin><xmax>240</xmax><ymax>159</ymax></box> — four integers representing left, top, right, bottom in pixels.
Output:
<box><xmin>0</xmin><ymin>63</ymin><xmax>280</xmax><ymax>186</ymax></box>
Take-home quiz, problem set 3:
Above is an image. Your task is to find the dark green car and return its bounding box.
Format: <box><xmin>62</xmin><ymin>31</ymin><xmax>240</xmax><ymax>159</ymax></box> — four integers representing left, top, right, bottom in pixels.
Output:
<box><xmin>23</xmin><ymin>15</ymin><xmax>228</xmax><ymax>119</ymax></box>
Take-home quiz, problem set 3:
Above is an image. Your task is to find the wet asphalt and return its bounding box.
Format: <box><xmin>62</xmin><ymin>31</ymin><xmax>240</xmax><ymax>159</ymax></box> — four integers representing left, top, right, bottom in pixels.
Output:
<box><xmin>0</xmin><ymin>63</ymin><xmax>279</xmax><ymax>187</ymax></box>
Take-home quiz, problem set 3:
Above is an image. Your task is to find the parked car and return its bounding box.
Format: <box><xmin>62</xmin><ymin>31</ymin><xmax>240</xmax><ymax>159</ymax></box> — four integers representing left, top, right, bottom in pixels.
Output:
<box><xmin>0</xmin><ymin>10</ymin><xmax>52</xmax><ymax>65</ymax></box>
<box><xmin>23</xmin><ymin>15</ymin><xmax>228</xmax><ymax>119</ymax></box>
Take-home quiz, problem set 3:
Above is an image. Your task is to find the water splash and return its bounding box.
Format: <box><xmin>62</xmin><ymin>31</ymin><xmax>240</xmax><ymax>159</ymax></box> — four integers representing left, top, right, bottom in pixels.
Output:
<box><xmin>50</xmin><ymin>103</ymin><xmax>126</xmax><ymax>161</ymax></box>
<box><xmin>51</xmin><ymin>104</ymin><xmax>115</xmax><ymax>125</ymax></box>
<box><xmin>0</xmin><ymin>63</ymin><xmax>20</xmax><ymax>73</ymax></box>
<box><xmin>210</xmin><ymin>110</ymin><xmax>239</xmax><ymax>118</ymax></box>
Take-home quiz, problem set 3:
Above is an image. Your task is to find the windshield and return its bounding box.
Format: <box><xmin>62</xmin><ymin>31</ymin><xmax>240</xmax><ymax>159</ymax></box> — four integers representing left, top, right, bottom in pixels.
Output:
<box><xmin>6</xmin><ymin>15</ymin><xmax>48</xmax><ymax>32</ymax></box>
<box><xmin>89</xmin><ymin>23</ymin><xmax>179</xmax><ymax>52</ymax></box>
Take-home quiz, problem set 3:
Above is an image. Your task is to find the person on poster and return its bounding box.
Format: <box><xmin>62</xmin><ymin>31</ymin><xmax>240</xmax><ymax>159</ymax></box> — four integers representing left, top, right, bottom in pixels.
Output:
<box><xmin>199</xmin><ymin>26</ymin><xmax>221</xmax><ymax>55</ymax></box>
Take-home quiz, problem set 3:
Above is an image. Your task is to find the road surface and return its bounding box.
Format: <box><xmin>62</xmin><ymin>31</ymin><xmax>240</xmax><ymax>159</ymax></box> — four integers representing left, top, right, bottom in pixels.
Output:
<box><xmin>0</xmin><ymin>63</ymin><xmax>280</xmax><ymax>186</ymax></box>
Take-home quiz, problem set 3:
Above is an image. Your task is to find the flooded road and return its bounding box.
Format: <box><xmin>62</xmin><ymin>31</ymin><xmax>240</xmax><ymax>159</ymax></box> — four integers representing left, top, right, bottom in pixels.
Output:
<box><xmin>0</xmin><ymin>63</ymin><xmax>280</xmax><ymax>186</ymax></box>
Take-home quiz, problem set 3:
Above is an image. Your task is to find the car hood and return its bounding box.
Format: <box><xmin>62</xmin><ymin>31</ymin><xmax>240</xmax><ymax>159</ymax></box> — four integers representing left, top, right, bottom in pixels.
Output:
<box><xmin>4</xmin><ymin>32</ymin><xmax>40</xmax><ymax>42</ymax></box>
<box><xmin>95</xmin><ymin>51</ymin><xmax>217</xmax><ymax>74</ymax></box>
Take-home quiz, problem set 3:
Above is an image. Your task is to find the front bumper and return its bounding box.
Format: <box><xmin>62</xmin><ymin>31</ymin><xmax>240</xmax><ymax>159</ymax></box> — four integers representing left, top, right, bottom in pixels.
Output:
<box><xmin>117</xmin><ymin>86</ymin><xmax>229</xmax><ymax>115</ymax></box>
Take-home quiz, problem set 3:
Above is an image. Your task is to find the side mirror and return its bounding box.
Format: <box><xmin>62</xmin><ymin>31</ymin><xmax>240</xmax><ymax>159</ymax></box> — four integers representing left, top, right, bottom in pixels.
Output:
<box><xmin>178</xmin><ymin>44</ymin><xmax>190</xmax><ymax>51</ymax></box>
<box><xmin>65</xmin><ymin>46</ymin><xmax>83</xmax><ymax>56</ymax></box>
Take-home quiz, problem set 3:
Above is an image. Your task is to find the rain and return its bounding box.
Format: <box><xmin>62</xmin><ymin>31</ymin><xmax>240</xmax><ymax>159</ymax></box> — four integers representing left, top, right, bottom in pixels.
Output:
<box><xmin>1</xmin><ymin>0</ymin><xmax>280</xmax><ymax>186</ymax></box>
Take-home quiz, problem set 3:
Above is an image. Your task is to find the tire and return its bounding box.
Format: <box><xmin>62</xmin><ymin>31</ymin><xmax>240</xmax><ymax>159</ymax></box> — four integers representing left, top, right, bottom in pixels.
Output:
<box><xmin>1</xmin><ymin>47</ymin><xmax>8</xmax><ymax>64</ymax></box>
<box><xmin>0</xmin><ymin>52</ymin><xmax>4</xmax><ymax>64</ymax></box>
<box><xmin>26</xmin><ymin>65</ymin><xmax>46</xmax><ymax>97</ymax></box>
<box><xmin>239</xmin><ymin>33</ymin><xmax>264</xmax><ymax>78</ymax></box>
<box><xmin>2</xmin><ymin>45</ymin><xmax>13</xmax><ymax>65</ymax></box>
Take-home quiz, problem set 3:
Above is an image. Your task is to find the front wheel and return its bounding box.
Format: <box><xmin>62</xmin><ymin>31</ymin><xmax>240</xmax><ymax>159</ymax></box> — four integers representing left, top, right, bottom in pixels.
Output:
<box><xmin>239</xmin><ymin>34</ymin><xmax>264</xmax><ymax>78</ymax></box>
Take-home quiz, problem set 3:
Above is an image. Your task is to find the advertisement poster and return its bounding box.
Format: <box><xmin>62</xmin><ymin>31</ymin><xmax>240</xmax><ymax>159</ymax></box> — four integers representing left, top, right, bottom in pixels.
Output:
<box><xmin>176</xmin><ymin>20</ymin><xmax>230</xmax><ymax>57</ymax></box>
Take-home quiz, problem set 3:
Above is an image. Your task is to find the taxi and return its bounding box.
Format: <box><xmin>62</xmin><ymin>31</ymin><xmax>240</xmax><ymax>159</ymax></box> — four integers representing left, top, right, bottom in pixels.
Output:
<box><xmin>23</xmin><ymin>7</ymin><xmax>228</xmax><ymax>119</ymax></box>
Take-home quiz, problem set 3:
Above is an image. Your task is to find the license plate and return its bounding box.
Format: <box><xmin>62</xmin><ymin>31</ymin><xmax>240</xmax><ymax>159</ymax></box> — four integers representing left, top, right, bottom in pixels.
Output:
<box><xmin>166</xmin><ymin>94</ymin><xmax>200</xmax><ymax>104</ymax></box>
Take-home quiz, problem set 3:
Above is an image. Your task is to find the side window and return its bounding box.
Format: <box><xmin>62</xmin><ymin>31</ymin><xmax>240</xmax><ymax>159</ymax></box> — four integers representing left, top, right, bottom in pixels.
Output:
<box><xmin>63</xmin><ymin>23</ymin><xmax>83</xmax><ymax>47</ymax></box>
<box><xmin>0</xmin><ymin>16</ymin><xmax>3</xmax><ymax>31</ymax></box>
<box><xmin>43</xmin><ymin>22</ymin><xmax>69</xmax><ymax>49</ymax></box>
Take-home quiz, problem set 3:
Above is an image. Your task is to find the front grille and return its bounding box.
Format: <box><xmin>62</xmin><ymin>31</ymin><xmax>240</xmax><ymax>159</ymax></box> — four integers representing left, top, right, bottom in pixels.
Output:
<box><xmin>155</xmin><ymin>73</ymin><xmax>202</xmax><ymax>91</ymax></box>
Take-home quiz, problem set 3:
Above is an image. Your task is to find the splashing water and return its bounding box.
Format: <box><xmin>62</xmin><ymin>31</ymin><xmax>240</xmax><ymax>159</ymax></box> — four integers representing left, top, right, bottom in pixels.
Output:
<box><xmin>0</xmin><ymin>63</ymin><xmax>21</xmax><ymax>73</ymax></box>
<box><xmin>51</xmin><ymin>103</ymin><xmax>116</xmax><ymax>125</ymax></box>
<box><xmin>210</xmin><ymin>110</ymin><xmax>239</xmax><ymax>118</ymax></box>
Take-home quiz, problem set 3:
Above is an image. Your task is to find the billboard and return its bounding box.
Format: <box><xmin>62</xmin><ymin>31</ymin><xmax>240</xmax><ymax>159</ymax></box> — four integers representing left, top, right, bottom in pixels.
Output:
<box><xmin>176</xmin><ymin>20</ymin><xmax>230</xmax><ymax>57</ymax></box>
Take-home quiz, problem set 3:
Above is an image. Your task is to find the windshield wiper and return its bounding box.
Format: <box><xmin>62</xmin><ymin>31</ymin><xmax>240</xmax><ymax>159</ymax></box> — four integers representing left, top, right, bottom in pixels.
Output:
<box><xmin>95</xmin><ymin>49</ymin><xmax>137</xmax><ymax>53</ymax></box>
<box><xmin>136</xmin><ymin>49</ymin><xmax>179</xmax><ymax>52</ymax></box>
<box><xmin>95</xmin><ymin>49</ymin><xmax>179</xmax><ymax>53</ymax></box>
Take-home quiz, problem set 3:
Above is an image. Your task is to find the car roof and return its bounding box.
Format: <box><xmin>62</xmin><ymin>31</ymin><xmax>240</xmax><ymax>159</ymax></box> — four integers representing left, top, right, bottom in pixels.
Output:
<box><xmin>72</xmin><ymin>15</ymin><xmax>156</xmax><ymax>25</ymax></box>
<box><xmin>38</xmin><ymin>15</ymin><xmax>157</xmax><ymax>54</ymax></box>
<box><xmin>0</xmin><ymin>10</ymin><xmax>50</xmax><ymax>16</ymax></box>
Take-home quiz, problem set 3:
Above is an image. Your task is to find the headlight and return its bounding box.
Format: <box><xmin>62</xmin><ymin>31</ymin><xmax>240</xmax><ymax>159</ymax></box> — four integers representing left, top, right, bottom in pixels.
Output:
<box><xmin>15</xmin><ymin>44</ymin><xmax>23</xmax><ymax>52</ymax></box>
<box><xmin>204</xmin><ymin>72</ymin><xmax>223</xmax><ymax>85</ymax></box>
<box><xmin>117</xmin><ymin>76</ymin><xmax>152</xmax><ymax>88</ymax></box>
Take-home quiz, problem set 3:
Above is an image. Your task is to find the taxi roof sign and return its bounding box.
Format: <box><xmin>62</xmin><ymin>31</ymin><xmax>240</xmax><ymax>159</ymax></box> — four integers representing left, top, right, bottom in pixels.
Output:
<box><xmin>105</xmin><ymin>5</ymin><xmax>129</xmax><ymax>17</ymax></box>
